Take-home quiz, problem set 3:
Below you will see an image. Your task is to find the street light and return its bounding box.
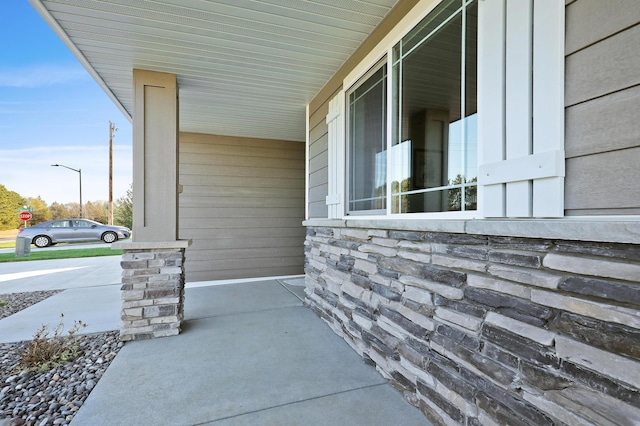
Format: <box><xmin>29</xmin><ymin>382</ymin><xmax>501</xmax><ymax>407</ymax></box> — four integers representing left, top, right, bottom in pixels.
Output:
<box><xmin>51</xmin><ymin>164</ymin><xmax>83</xmax><ymax>218</ymax></box>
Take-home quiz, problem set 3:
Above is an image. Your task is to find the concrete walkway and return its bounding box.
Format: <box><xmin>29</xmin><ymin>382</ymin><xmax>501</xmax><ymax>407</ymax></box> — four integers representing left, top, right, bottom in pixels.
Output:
<box><xmin>1</xmin><ymin>270</ymin><xmax>429</xmax><ymax>425</ymax></box>
<box><xmin>72</xmin><ymin>279</ymin><xmax>430</xmax><ymax>425</ymax></box>
<box><xmin>0</xmin><ymin>256</ymin><xmax>123</xmax><ymax>293</ymax></box>
<box><xmin>0</xmin><ymin>256</ymin><xmax>124</xmax><ymax>343</ymax></box>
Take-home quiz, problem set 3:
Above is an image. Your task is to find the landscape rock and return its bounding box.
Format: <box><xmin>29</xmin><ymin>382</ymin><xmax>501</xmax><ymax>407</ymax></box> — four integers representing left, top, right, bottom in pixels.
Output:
<box><xmin>0</xmin><ymin>292</ymin><xmax>123</xmax><ymax>425</ymax></box>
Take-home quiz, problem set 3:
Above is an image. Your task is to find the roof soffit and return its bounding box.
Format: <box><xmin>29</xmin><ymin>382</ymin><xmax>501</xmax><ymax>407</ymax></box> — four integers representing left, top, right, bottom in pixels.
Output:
<box><xmin>31</xmin><ymin>0</ymin><xmax>401</xmax><ymax>141</ymax></box>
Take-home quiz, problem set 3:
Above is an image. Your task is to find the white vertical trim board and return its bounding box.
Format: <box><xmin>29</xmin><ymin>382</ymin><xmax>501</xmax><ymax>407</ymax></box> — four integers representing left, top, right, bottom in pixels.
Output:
<box><xmin>477</xmin><ymin>0</ymin><xmax>506</xmax><ymax>218</ymax></box>
<box><xmin>477</xmin><ymin>0</ymin><xmax>565</xmax><ymax>218</ymax></box>
<box><xmin>305</xmin><ymin>104</ymin><xmax>310</xmax><ymax>220</ymax></box>
<box><xmin>386</xmin><ymin>46</ymin><xmax>394</xmax><ymax>216</ymax></box>
<box><xmin>532</xmin><ymin>0</ymin><xmax>565</xmax><ymax>217</ymax></box>
<box><xmin>325</xmin><ymin>92</ymin><xmax>346</xmax><ymax>219</ymax></box>
<box><xmin>505</xmin><ymin>0</ymin><xmax>533</xmax><ymax>217</ymax></box>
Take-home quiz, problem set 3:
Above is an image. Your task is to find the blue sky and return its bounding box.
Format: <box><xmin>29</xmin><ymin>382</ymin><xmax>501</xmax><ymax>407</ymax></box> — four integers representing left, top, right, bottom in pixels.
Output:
<box><xmin>0</xmin><ymin>0</ymin><xmax>132</xmax><ymax>205</ymax></box>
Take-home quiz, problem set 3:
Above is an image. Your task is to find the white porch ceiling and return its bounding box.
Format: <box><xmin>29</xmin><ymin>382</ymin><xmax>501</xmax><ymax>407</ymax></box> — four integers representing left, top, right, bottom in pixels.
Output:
<box><xmin>30</xmin><ymin>0</ymin><xmax>401</xmax><ymax>141</ymax></box>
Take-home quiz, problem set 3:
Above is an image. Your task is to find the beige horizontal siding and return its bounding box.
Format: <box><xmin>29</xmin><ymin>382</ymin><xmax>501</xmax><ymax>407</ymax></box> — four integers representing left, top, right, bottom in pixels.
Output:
<box><xmin>181</xmin><ymin>185</ymin><xmax>300</xmax><ymax>200</ymax></box>
<box><xmin>176</xmin><ymin>226</ymin><xmax>305</xmax><ymax>239</ymax></box>
<box><xmin>565</xmin><ymin>147</ymin><xmax>640</xmax><ymax>212</ymax></box>
<box><xmin>566</xmin><ymin>84</ymin><xmax>640</xmax><ymax>158</ymax></box>
<box><xmin>565</xmin><ymin>0</ymin><xmax>640</xmax><ymax>55</ymax></box>
<box><xmin>180</xmin><ymin>197</ymin><xmax>303</xmax><ymax>209</ymax></box>
<box><xmin>566</xmin><ymin>23</ymin><xmax>640</xmax><ymax>106</ymax></box>
<box><xmin>181</xmin><ymin>216</ymin><xmax>303</xmax><ymax>229</ymax></box>
<box><xmin>179</xmin><ymin>132</ymin><xmax>305</xmax><ymax>282</ymax></box>
<box><xmin>187</xmin><ymin>265</ymin><xmax>304</xmax><ymax>282</ymax></box>
<box><xmin>187</xmin><ymin>246</ymin><xmax>303</xmax><ymax>262</ymax></box>
<box><xmin>187</xmin><ymin>236</ymin><xmax>304</xmax><ymax>251</ymax></box>
<box><xmin>564</xmin><ymin>1</ymin><xmax>640</xmax><ymax>216</ymax></box>
<box><xmin>181</xmin><ymin>174</ymin><xmax>303</xmax><ymax>189</ymax></box>
<box><xmin>565</xmin><ymin>207</ymin><xmax>640</xmax><ymax>216</ymax></box>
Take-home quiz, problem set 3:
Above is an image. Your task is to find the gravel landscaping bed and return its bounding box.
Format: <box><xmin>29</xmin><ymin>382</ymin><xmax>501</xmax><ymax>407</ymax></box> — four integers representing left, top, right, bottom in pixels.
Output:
<box><xmin>0</xmin><ymin>292</ymin><xmax>123</xmax><ymax>426</ymax></box>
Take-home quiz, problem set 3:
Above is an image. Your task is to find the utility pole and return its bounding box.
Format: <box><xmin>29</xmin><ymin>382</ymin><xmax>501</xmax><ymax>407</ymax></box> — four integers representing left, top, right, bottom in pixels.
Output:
<box><xmin>108</xmin><ymin>121</ymin><xmax>117</xmax><ymax>225</ymax></box>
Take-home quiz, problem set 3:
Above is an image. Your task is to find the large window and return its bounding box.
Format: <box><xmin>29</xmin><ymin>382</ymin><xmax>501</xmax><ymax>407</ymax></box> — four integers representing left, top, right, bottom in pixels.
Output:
<box><xmin>346</xmin><ymin>0</ymin><xmax>477</xmax><ymax>215</ymax></box>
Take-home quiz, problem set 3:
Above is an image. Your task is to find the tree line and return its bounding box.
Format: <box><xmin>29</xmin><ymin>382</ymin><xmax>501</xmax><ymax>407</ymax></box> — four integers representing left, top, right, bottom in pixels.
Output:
<box><xmin>0</xmin><ymin>184</ymin><xmax>133</xmax><ymax>230</ymax></box>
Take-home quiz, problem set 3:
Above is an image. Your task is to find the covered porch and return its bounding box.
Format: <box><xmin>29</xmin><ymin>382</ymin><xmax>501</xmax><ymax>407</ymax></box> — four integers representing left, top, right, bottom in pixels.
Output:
<box><xmin>0</xmin><ymin>257</ymin><xmax>428</xmax><ymax>424</ymax></box>
<box><xmin>69</xmin><ymin>278</ymin><xmax>429</xmax><ymax>425</ymax></box>
<box><xmin>29</xmin><ymin>0</ymin><xmax>403</xmax><ymax>340</ymax></box>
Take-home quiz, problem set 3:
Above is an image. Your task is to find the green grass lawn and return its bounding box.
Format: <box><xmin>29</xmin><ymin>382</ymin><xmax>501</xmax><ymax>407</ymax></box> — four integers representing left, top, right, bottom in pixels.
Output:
<box><xmin>0</xmin><ymin>247</ymin><xmax>122</xmax><ymax>263</ymax></box>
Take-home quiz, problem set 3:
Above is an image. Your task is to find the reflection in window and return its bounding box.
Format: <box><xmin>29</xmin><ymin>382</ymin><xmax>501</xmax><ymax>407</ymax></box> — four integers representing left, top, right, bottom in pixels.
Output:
<box><xmin>391</xmin><ymin>0</ymin><xmax>477</xmax><ymax>213</ymax></box>
<box><xmin>347</xmin><ymin>63</ymin><xmax>387</xmax><ymax>213</ymax></box>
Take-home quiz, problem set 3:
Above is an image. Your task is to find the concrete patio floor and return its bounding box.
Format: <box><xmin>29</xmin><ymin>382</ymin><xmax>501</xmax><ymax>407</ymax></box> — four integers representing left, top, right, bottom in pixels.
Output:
<box><xmin>69</xmin><ymin>279</ymin><xmax>431</xmax><ymax>425</ymax></box>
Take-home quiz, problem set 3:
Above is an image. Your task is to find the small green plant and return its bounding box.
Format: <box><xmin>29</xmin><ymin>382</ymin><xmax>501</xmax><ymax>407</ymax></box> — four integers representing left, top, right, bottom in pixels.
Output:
<box><xmin>19</xmin><ymin>314</ymin><xmax>88</xmax><ymax>372</ymax></box>
<box><xmin>0</xmin><ymin>301</ymin><xmax>7</xmax><ymax>307</ymax></box>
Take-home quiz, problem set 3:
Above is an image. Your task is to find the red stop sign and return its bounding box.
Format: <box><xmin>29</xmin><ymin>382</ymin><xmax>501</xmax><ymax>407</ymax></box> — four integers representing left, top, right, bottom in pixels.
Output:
<box><xmin>19</xmin><ymin>211</ymin><xmax>32</xmax><ymax>221</ymax></box>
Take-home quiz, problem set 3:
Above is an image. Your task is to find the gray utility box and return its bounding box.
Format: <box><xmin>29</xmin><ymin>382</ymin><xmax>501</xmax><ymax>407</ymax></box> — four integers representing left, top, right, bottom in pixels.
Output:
<box><xmin>15</xmin><ymin>236</ymin><xmax>31</xmax><ymax>257</ymax></box>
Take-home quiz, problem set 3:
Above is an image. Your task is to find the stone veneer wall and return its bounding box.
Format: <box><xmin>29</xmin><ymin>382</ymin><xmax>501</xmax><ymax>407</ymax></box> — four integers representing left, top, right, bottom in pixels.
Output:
<box><xmin>304</xmin><ymin>226</ymin><xmax>640</xmax><ymax>425</ymax></box>
<box><xmin>119</xmin><ymin>247</ymin><xmax>187</xmax><ymax>341</ymax></box>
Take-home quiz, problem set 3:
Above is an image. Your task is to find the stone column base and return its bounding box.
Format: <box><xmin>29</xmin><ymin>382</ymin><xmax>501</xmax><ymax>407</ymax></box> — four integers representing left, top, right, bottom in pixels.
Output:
<box><xmin>113</xmin><ymin>240</ymin><xmax>191</xmax><ymax>341</ymax></box>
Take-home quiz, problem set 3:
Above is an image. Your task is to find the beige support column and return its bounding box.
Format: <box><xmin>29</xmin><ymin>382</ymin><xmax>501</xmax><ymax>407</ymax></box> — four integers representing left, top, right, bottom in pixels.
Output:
<box><xmin>132</xmin><ymin>69</ymin><xmax>179</xmax><ymax>241</ymax></box>
<box><xmin>114</xmin><ymin>69</ymin><xmax>190</xmax><ymax>341</ymax></box>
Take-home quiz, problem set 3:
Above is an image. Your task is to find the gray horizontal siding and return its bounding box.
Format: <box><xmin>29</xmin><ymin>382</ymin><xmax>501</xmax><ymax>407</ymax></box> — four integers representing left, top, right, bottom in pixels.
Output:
<box><xmin>566</xmin><ymin>23</ymin><xmax>640</xmax><ymax>106</ymax></box>
<box><xmin>564</xmin><ymin>1</ymin><xmax>640</xmax><ymax>216</ymax></box>
<box><xmin>307</xmin><ymin>101</ymin><xmax>331</xmax><ymax>219</ymax></box>
<box><xmin>566</xmin><ymin>85</ymin><xmax>640</xmax><ymax>158</ymax></box>
<box><xmin>179</xmin><ymin>132</ymin><xmax>305</xmax><ymax>282</ymax></box>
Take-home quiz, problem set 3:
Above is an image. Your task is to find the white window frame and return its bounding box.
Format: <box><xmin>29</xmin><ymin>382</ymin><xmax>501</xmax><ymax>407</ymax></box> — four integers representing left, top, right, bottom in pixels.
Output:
<box><xmin>328</xmin><ymin>0</ymin><xmax>565</xmax><ymax>220</ymax></box>
<box><xmin>341</xmin><ymin>0</ymin><xmax>480</xmax><ymax>220</ymax></box>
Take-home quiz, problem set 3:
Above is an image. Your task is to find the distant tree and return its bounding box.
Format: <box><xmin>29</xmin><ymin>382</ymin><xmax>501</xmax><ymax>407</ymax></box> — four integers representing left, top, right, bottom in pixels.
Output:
<box><xmin>24</xmin><ymin>197</ymin><xmax>52</xmax><ymax>225</ymax></box>
<box><xmin>49</xmin><ymin>202</ymin><xmax>71</xmax><ymax>219</ymax></box>
<box><xmin>448</xmin><ymin>175</ymin><xmax>478</xmax><ymax>211</ymax></box>
<box><xmin>84</xmin><ymin>200</ymin><xmax>109</xmax><ymax>223</ymax></box>
<box><xmin>65</xmin><ymin>202</ymin><xmax>81</xmax><ymax>218</ymax></box>
<box><xmin>0</xmin><ymin>184</ymin><xmax>25</xmax><ymax>230</ymax></box>
<box><xmin>114</xmin><ymin>184</ymin><xmax>133</xmax><ymax>229</ymax></box>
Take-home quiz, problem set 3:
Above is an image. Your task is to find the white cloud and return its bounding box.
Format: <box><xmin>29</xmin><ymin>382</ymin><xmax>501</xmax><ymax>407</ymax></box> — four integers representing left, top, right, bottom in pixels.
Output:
<box><xmin>0</xmin><ymin>64</ymin><xmax>90</xmax><ymax>88</ymax></box>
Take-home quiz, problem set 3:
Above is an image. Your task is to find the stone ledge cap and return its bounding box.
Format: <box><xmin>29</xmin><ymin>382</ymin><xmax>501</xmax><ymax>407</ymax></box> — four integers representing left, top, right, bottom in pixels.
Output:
<box><xmin>303</xmin><ymin>218</ymin><xmax>640</xmax><ymax>244</ymax></box>
<box><xmin>112</xmin><ymin>240</ymin><xmax>192</xmax><ymax>250</ymax></box>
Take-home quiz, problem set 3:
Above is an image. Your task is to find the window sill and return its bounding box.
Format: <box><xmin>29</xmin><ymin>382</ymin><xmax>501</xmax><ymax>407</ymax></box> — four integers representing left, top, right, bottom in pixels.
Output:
<box><xmin>302</xmin><ymin>217</ymin><xmax>640</xmax><ymax>244</ymax></box>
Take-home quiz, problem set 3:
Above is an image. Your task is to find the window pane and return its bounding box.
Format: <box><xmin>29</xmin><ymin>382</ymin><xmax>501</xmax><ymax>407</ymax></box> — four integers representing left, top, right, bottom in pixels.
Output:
<box><xmin>391</xmin><ymin>1</ymin><xmax>477</xmax><ymax>214</ymax></box>
<box><xmin>348</xmin><ymin>65</ymin><xmax>387</xmax><ymax>213</ymax></box>
<box><xmin>392</xmin><ymin>185</ymin><xmax>477</xmax><ymax>213</ymax></box>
